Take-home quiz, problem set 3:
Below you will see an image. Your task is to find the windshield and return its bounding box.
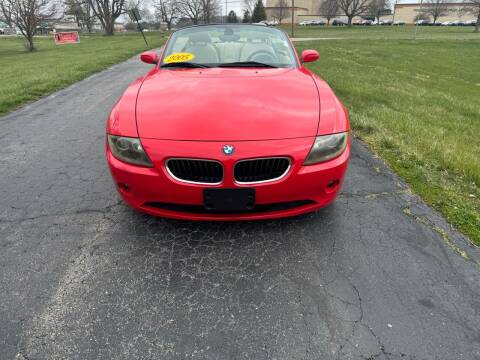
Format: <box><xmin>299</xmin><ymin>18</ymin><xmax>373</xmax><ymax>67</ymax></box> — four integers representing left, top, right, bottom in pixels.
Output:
<box><xmin>161</xmin><ymin>25</ymin><xmax>297</xmax><ymax>68</ymax></box>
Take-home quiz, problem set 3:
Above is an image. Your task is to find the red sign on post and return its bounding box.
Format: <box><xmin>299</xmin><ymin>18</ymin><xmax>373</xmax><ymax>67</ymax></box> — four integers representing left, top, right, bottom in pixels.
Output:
<box><xmin>54</xmin><ymin>32</ymin><xmax>80</xmax><ymax>45</ymax></box>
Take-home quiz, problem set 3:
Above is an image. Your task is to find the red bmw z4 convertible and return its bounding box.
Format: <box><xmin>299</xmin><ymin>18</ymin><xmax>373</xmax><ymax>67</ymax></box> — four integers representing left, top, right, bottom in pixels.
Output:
<box><xmin>106</xmin><ymin>24</ymin><xmax>350</xmax><ymax>221</ymax></box>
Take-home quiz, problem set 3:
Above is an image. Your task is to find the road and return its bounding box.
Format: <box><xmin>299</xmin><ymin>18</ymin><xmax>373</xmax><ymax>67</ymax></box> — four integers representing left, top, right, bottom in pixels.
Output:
<box><xmin>1</xmin><ymin>55</ymin><xmax>480</xmax><ymax>360</ymax></box>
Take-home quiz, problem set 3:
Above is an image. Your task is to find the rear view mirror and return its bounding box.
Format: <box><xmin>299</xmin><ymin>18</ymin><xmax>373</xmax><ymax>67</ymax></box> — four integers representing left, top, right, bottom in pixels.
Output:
<box><xmin>301</xmin><ymin>50</ymin><xmax>320</xmax><ymax>63</ymax></box>
<box><xmin>140</xmin><ymin>51</ymin><xmax>158</xmax><ymax>64</ymax></box>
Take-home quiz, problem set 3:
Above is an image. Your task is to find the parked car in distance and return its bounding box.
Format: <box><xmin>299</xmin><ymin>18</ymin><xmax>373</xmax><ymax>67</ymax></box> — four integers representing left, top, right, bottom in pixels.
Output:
<box><xmin>393</xmin><ymin>21</ymin><xmax>405</xmax><ymax>25</ymax></box>
<box><xmin>1</xmin><ymin>27</ymin><xmax>15</xmax><ymax>35</ymax></box>
<box><xmin>464</xmin><ymin>20</ymin><xmax>477</xmax><ymax>26</ymax></box>
<box><xmin>415</xmin><ymin>20</ymin><xmax>431</xmax><ymax>26</ymax></box>
<box><xmin>353</xmin><ymin>19</ymin><xmax>374</xmax><ymax>25</ymax></box>
<box><xmin>299</xmin><ymin>20</ymin><xmax>324</xmax><ymax>26</ymax></box>
<box><xmin>259</xmin><ymin>20</ymin><xmax>278</xmax><ymax>26</ymax></box>
<box><xmin>299</xmin><ymin>20</ymin><xmax>314</xmax><ymax>26</ymax></box>
<box><xmin>332</xmin><ymin>19</ymin><xmax>348</xmax><ymax>26</ymax></box>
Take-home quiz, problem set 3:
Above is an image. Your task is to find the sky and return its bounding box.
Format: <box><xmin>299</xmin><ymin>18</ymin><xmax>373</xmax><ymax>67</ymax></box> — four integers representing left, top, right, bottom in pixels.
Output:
<box><xmin>222</xmin><ymin>0</ymin><xmax>244</xmax><ymax>16</ymax></box>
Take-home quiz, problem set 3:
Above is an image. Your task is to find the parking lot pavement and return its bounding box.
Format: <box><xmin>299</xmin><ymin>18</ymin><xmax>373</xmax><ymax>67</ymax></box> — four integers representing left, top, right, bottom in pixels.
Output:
<box><xmin>1</xmin><ymin>55</ymin><xmax>480</xmax><ymax>360</ymax></box>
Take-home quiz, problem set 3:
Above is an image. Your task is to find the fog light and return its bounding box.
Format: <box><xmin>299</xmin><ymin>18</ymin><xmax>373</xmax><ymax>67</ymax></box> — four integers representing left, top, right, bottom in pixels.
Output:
<box><xmin>117</xmin><ymin>182</ymin><xmax>131</xmax><ymax>193</ymax></box>
<box><xmin>327</xmin><ymin>180</ymin><xmax>339</xmax><ymax>188</ymax></box>
<box><xmin>325</xmin><ymin>180</ymin><xmax>340</xmax><ymax>193</ymax></box>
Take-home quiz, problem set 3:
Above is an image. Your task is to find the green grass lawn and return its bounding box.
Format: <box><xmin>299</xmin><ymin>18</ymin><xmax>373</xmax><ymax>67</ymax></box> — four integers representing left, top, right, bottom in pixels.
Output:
<box><xmin>295</xmin><ymin>34</ymin><xmax>480</xmax><ymax>244</ymax></box>
<box><xmin>0</xmin><ymin>32</ymin><xmax>167</xmax><ymax>115</ymax></box>
<box><xmin>282</xmin><ymin>24</ymin><xmax>480</xmax><ymax>39</ymax></box>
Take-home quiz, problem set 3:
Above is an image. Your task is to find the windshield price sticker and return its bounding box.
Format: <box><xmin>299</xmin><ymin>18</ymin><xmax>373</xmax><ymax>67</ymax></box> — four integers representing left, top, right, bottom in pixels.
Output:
<box><xmin>164</xmin><ymin>53</ymin><xmax>195</xmax><ymax>63</ymax></box>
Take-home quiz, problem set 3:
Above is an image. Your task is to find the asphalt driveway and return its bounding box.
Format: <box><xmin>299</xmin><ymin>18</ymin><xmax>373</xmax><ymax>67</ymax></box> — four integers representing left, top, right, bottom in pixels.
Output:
<box><xmin>1</xmin><ymin>56</ymin><xmax>480</xmax><ymax>360</ymax></box>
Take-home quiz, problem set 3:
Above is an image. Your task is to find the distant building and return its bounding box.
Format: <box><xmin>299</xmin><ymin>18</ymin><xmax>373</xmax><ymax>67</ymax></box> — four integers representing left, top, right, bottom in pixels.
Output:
<box><xmin>114</xmin><ymin>22</ymin><xmax>126</xmax><ymax>32</ymax></box>
<box><xmin>264</xmin><ymin>0</ymin><xmax>390</xmax><ymax>23</ymax></box>
<box><xmin>265</xmin><ymin>0</ymin><xmax>476</xmax><ymax>24</ymax></box>
<box><xmin>394</xmin><ymin>2</ymin><xmax>476</xmax><ymax>24</ymax></box>
<box><xmin>53</xmin><ymin>22</ymin><xmax>81</xmax><ymax>32</ymax></box>
<box><xmin>265</xmin><ymin>0</ymin><xmax>321</xmax><ymax>23</ymax></box>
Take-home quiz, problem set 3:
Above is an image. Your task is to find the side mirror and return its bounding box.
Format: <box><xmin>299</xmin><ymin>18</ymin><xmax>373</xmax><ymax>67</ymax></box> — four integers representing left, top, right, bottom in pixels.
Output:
<box><xmin>301</xmin><ymin>50</ymin><xmax>320</xmax><ymax>63</ymax></box>
<box><xmin>140</xmin><ymin>51</ymin><xmax>158</xmax><ymax>64</ymax></box>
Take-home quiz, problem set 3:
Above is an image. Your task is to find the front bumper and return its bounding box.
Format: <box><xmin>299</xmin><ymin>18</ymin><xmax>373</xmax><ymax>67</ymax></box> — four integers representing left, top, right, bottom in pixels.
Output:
<box><xmin>107</xmin><ymin>137</ymin><xmax>350</xmax><ymax>220</ymax></box>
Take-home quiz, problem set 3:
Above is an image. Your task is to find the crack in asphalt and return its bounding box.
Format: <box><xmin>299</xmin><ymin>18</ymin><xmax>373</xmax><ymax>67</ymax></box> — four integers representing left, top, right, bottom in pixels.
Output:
<box><xmin>339</xmin><ymin>190</ymin><xmax>411</xmax><ymax>199</ymax></box>
<box><xmin>403</xmin><ymin>206</ymin><xmax>478</xmax><ymax>266</ymax></box>
<box><xmin>0</xmin><ymin>201</ymin><xmax>124</xmax><ymax>226</ymax></box>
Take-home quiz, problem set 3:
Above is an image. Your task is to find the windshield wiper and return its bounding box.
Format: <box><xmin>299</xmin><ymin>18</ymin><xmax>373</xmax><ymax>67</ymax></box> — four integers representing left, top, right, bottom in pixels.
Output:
<box><xmin>218</xmin><ymin>61</ymin><xmax>278</xmax><ymax>68</ymax></box>
<box><xmin>161</xmin><ymin>62</ymin><xmax>211</xmax><ymax>69</ymax></box>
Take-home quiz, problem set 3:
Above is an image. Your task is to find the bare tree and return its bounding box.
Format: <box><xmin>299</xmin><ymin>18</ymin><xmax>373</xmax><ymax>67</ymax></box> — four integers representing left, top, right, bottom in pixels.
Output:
<box><xmin>368</xmin><ymin>0</ymin><xmax>389</xmax><ymax>23</ymax></box>
<box><xmin>337</xmin><ymin>0</ymin><xmax>369</xmax><ymax>25</ymax></box>
<box><xmin>413</xmin><ymin>12</ymin><xmax>429</xmax><ymax>22</ymax></box>
<box><xmin>227</xmin><ymin>9</ymin><xmax>237</xmax><ymax>22</ymax></box>
<box><xmin>462</xmin><ymin>0</ymin><xmax>479</xmax><ymax>32</ymax></box>
<box><xmin>319</xmin><ymin>0</ymin><xmax>338</xmax><ymax>25</ymax></box>
<box><xmin>139</xmin><ymin>5</ymin><xmax>154</xmax><ymax>22</ymax></box>
<box><xmin>271</xmin><ymin>0</ymin><xmax>289</xmax><ymax>24</ymax></box>
<box><xmin>243</xmin><ymin>0</ymin><xmax>255</xmax><ymax>14</ymax></box>
<box><xmin>0</xmin><ymin>0</ymin><xmax>15</xmax><ymax>27</ymax></box>
<box><xmin>86</xmin><ymin>0</ymin><xmax>126</xmax><ymax>35</ymax></box>
<box><xmin>64</xmin><ymin>0</ymin><xmax>83</xmax><ymax>27</ymax></box>
<box><xmin>63</xmin><ymin>0</ymin><xmax>96</xmax><ymax>31</ymax></box>
<box><xmin>1</xmin><ymin>0</ymin><xmax>57</xmax><ymax>51</ymax></box>
<box><xmin>242</xmin><ymin>8</ymin><xmax>251</xmax><ymax>22</ymax></box>
<box><xmin>201</xmin><ymin>0</ymin><xmax>219</xmax><ymax>23</ymax></box>
<box><xmin>81</xmin><ymin>0</ymin><xmax>96</xmax><ymax>31</ymax></box>
<box><xmin>419</xmin><ymin>0</ymin><xmax>450</xmax><ymax>24</ymax></box>
<box><xmin>154</xmin><ymin>0</ymin><xmax>178</xmax><ymax>30</ymax></box>
<box><xmin>178</xmin><ymin>0</ymin><xmax>202</xmax><ymax>24</ymax></box>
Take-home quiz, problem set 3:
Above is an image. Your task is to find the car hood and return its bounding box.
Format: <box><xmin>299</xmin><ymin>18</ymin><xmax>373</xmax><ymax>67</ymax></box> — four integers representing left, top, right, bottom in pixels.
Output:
<box><xmin>136</xmin><ymin>68</ymin><xmax>320</xmax><ymax>141</ymax></box>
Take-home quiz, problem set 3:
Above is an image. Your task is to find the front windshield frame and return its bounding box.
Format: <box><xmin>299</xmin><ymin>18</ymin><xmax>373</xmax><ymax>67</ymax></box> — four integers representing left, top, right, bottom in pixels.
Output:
<box><xmin>160</xmin><ymin>24</ymin><xmax>299</xmax><ymax>69</ymax></box>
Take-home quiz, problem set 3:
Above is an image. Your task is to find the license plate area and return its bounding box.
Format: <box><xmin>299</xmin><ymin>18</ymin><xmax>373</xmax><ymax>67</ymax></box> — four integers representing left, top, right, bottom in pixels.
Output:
<box><xmin>204</xmin><ymin>188</ymin><xmax>255</xmax><ymax>212</ymax></box>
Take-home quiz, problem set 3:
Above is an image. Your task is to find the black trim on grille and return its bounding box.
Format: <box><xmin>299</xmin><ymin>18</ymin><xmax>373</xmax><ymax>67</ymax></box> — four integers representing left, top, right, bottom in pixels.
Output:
<box><xmin>234</xmin><ymin>157</ymin><xmax>290</xmax><ymax>183</ymax></box>
<box><xmin>166</xmin><ymin>159</ymin><xmax>223</xmax><ymax>184</ymax></box>
<box><xmin>143</xmin><ymin>200</ymin><xmax>315</xmax><ymax>214</ymax></box>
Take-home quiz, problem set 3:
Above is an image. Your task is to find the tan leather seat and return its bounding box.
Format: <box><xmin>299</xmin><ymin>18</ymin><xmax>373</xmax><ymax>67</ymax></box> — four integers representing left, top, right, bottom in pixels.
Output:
<box><xmin>215</xmin><ymin>42</ymin><xmax>244</xmax><ymax>63</ymax></box>
<box><xmin>183</xmin><ymin>32</ymin><xmax>219</xmax><ymax>63</ymax></box>
<box><xmin>240</xmin><ymin>40</ymin><xmax>276</xmax><ymax>62</ymax></box>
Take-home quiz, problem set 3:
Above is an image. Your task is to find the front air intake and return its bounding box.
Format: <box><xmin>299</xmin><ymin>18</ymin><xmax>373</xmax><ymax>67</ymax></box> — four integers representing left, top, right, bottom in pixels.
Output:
<box><xmin>234</xmin><ymin>157</ymin><xmax>290</xmax><ymax>184</ymax></box>
<box><xmin>166</xmin><ymin>159</ymin><xmax>223</xmax><ymax>184</ymax></box>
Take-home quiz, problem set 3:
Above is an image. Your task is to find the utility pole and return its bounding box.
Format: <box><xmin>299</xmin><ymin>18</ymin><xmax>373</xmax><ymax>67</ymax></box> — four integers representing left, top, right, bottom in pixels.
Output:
<box><xmin>128</xmin><ymin>8</ymin><xmax>148</xmax><ymax>47</ymax></box>
<box><xmin>414</xmin><ymin>0</ymin><xmax>424</xmax><ymax>40</ymax></box>
<box><xmin>291</xmin><ymin>0</ymin><xmax>295</xmax><ymax>37</ymax></box>
<box><xmin>392</xmin><ymin>0</ymin><xmax>397</xmax><ymax>24</ymax></box>
<box><xmin>225</xmin><ymin>0</ymin><xmax>227</xmax><ymax>23</ymax></box>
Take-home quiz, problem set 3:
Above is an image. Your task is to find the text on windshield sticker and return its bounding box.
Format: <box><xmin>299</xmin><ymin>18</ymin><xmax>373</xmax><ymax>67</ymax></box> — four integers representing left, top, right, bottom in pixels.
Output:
<box><xmin>164</xmin><ymin>53</ymin><xmax>195</xmax><ymax>63</ymax></box>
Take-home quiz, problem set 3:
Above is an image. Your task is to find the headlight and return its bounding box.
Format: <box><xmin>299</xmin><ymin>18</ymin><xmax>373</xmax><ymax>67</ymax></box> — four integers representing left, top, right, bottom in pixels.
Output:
<box><xmin>107</xmin><ymin>135</ymin><xmax>153</xmax><ymax>167</ymax></box>
<box><xmin>304</xmin><ymin>132</ymin><xmax>348</xmax><ymax>165</ymax></box>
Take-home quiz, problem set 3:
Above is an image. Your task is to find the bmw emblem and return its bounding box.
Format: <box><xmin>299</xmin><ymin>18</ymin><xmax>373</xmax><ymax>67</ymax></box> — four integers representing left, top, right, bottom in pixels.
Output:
<box><xmin>222</xmin><ymin>144</ymin><xmax>234</xmax><ymax>155</ymax></box>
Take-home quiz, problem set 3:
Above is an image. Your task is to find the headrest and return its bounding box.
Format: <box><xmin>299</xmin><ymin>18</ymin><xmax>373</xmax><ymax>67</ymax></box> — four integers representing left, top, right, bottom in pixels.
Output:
<box><xmin>219</xmin><ymin>34</ymin><xmax>240</xmax><ymax>42</ymax></box>
<box><xmin>189</xmin><ymin>32</ymin><xmax>212</xmax><ymax>43</ymax></box>
<box><xmin>246</xmin><ymin>31</ymin><xmax>269</xmax><ymax>42</ymax></box>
